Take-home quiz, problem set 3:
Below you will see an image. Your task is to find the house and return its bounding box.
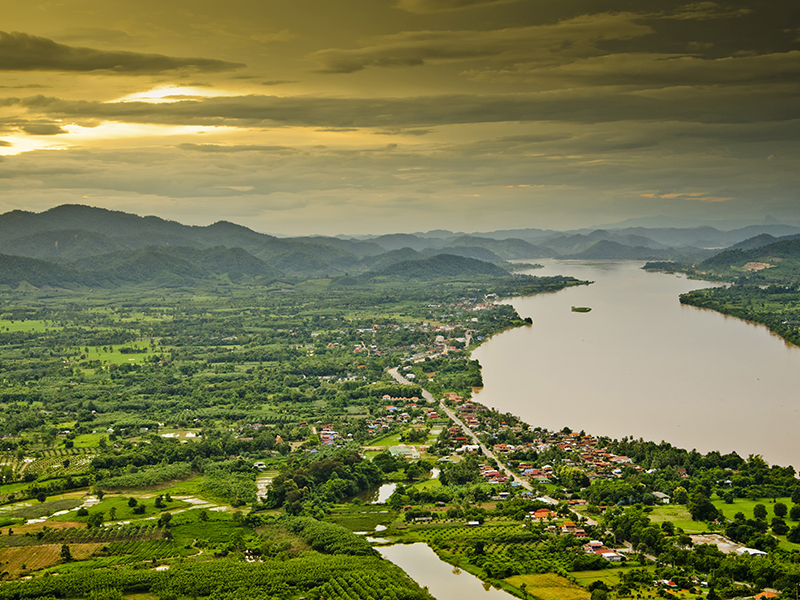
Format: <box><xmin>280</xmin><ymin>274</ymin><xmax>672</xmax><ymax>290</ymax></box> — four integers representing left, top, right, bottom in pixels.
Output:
<box><xmin>736</xmin><ymin>547</ymin><xmax>768</xmax><ymax>557</ymax></box>
<box><xmin>653</xmin><ymin>491</ymin><xmax>671</xmax><ymax>504</ymax></box>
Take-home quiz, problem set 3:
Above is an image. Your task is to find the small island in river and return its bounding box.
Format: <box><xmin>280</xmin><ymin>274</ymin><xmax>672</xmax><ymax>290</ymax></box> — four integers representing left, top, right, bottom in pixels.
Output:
<box><xmin>571</xmin><ymin>305</ymin><xmax>592</xmax><ymax>312</ymax></box>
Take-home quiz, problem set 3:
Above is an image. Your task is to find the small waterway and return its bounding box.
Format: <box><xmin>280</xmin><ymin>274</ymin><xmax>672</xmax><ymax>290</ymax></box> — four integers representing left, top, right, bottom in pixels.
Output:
<box><xmin>378</xmin><ymin>543</ymin><xmax>515</xmax><ymax>599</ymax></box>
<box><xmin>356</xmin><ymin>482</ymin><xmax>397</xmax><ymax>504</ymax></box>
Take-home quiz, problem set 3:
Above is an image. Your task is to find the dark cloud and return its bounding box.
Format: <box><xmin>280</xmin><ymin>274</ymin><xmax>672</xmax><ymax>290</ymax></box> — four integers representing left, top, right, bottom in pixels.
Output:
<box><xmin>0</xmin><ymin>140</ymin><xmax>11</xmax><ymax>147</ymax></box>
<box><xmin>396</xmin><ymin>0</ymin><xmax>517</xmax><ymax>14</ymax></box>
<box><xmin>311</xmin><ymin>16</ymin><xmax>653</xmax><ymax>73</ymax></box>
<box><xmin>261</xmin><ymin>80</ymin><xmax>297</xmax><ymax>86</ymax></box>
<box><xmin>0</xmin><ymin>84</ymin><xmax>48</xmax><ymax>89</ymax></box>
<box><xmin>178</xmin><ymin>143</ymin><xmax>295</xmax><ymax>153</ymax></box>
<box><xmin>14</xmin><ymin>83</ymin><xmax>800</xmax><ymax>130</ymax></box>
<box><xmin>54</xmin><ymin>27</ymin><xmax>135</xmax><ymax>44</ymax></box>
<box><xmin>21</xmin><ymin>123</ymin><xmax>67</xmax><ymax>135</ymax></box>
<box><xmin>0</xmin><ymin>31</ymin><xmax>244</xmax><ymax>73</ymax></box>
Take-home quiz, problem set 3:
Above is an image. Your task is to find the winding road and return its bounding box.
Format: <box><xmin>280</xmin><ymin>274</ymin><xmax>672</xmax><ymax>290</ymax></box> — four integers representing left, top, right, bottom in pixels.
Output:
<box><xmin>387</xmin><ymin>367</ymin><xmax>532</xmax><ymax>491</ymax></box>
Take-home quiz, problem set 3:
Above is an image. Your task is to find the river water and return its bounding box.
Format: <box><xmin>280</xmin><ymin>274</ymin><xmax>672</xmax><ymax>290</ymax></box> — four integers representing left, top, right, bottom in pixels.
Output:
<box><xmin>471</xmin><ymin>260</ymin><xmax>800</xmax><ymax>469</ymax></box>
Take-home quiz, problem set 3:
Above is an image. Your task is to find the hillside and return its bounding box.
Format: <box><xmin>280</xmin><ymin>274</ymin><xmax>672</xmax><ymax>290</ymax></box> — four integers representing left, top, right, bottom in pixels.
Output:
<box><xmin>374</xmin><ymin>254</ymin><xmax>508</xmax><ymax>279</ymax></box>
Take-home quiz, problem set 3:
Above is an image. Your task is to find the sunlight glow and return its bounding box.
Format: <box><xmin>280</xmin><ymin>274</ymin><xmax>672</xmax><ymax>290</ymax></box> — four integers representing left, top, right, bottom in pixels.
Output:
<box><xmin>110</xmin><ymin>85</ymin><xmax>240</xmax><ymax>104</ymax></box>
<box><xmin>0</xmin><ymin>136</ymin><xmax>63</xmax><ymax>156</ymax></box>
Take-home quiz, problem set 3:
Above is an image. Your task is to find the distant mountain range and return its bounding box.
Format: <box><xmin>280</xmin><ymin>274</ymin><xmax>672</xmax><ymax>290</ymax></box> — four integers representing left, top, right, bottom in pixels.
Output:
<box><xmin>1</xmin><ymin>204</ymin><xmax>799</xmax><ymax>289</ymax></box>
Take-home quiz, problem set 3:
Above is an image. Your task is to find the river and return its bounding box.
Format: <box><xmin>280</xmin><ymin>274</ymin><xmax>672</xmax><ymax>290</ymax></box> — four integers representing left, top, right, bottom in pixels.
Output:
<box><xmin>471</xmin><ymin>260</ymin><xmax>800</xmax><ymax>468</ymax></box>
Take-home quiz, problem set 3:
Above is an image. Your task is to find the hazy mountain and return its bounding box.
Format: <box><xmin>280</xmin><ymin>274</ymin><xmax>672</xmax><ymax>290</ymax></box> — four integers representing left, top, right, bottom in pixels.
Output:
<box><xmin>563</xmin><ymin>240</ymin><xmax>664</xmax><ymax>260</ymax></box>
<box><xmin>368</xmin><ymin>233</ymin><xmax>448</xmax><ymax>251</ymax></box>
<box><xmin>364</xmin><ymin>248</ymin><xmax>423</xmax><ymax>271</ymax></box>
<box><xmin>291</xmin><ymin>236</ymin><xmax>386</xmax><ymax>257</ymax></box>
<box><xmin>444</xmin><ymin>236</ymin><xmax>550</xmax><ymax>259</ymax></box>
<box><xmin>421</xmin><ymin>246</ymin><xmax>503</xmax><ymax>263</ymax></box>
<box><xmin>543</xmin><ymin>230</ymin><xmax>668</xmax><ymax>255</ymax></box>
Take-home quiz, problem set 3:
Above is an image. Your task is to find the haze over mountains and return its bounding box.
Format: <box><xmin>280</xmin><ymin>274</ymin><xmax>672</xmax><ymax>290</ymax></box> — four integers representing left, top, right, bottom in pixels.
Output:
<box><xmin>2</xmin><ymin>205</ymin><xmax>800</xmax><ymax>289</ymax></box>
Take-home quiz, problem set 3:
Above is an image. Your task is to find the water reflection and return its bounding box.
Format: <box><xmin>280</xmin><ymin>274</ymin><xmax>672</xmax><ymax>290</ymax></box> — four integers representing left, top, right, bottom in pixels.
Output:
<box><xmin>378</xmin><ymin>543</ymin><xmax>514</xmax><ymax>599</ymax></box>
<box><xmin>355</xmin><ymin>483</ymin><xmax>397</xmax><ymax>504</ymax></box>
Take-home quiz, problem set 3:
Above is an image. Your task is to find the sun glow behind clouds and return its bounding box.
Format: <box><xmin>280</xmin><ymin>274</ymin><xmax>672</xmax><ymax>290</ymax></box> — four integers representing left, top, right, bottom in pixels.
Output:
<box><xmin>110</xmin><ymin>86</ymin><xmax>240</xmax><ymax>104</ymax></box>
<box><xmin>0</xmin><ymin>123</ymin><xmax>239</xmax><ymax>156</ymax></box>
<box><xmin>0</xmin><ymin>136</ymin><xmax>62</xmax><ymax>156</ymax></box>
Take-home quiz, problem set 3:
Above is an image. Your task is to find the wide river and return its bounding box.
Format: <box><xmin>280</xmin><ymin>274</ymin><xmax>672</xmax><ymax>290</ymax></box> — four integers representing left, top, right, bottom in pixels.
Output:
<box><xmin>471</xmin><ymin>260</ymin><xmax>800</xmax><ymax>469</ymax></box>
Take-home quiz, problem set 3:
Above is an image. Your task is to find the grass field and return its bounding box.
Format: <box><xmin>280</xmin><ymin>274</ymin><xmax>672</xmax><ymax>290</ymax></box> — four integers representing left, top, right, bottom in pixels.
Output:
<box><xmin>326</xmin><ymin>510</ymin><xmax>398</xmax><ymax>532</ymax></box>
<box><xmin>50</xmin><ymin>493</ymin><xmax>190</xmax><ymax>525</ymax></box>
<box><xmin>506</xmin><ymin>573</ymin><xmax>591</xmax><ymax>600</ymax></box>
<box><xmin>647</xmin><ymin>505</ymin><xmax>708</xmax><ymax>533</ymax></box>
<box><xmin>369</xmin><ymin>433</ymin><xmax>404</xmax><ymax>447</ymax></box>
<box><xmin>572</xmin><ymin>565</ymin><xmax>655</xmax><ymax>588</ymax></box>
<box><xmin>410</xmin><ymin>478</ymin><xmax>442</xmax><ymax>491</ymax></box>
<box><xmin>76</xmin><ymin>344</ymin><xmax>156</xmax><ymax>365</ymax></box>
<box><xmin>0</xmin><ymin>319</ymin><xmax>58</xmax><ymax>333</ymax></box>
<box><xmin>71</xmin><ymin>433</ymin><xmax>107</xmax><ymax>448</ymax></box>
<box><xmin>711</xmin><ymin>496</ymin><xmax>793</xmax><ymax>521</ymax></box>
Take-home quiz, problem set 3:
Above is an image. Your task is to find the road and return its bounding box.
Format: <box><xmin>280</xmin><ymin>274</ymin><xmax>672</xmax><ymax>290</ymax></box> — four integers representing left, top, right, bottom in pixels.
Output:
<box><xmin>388</xmin><ymin>367</ymin><xmax>532</xmax><ymax>491</ymax></box>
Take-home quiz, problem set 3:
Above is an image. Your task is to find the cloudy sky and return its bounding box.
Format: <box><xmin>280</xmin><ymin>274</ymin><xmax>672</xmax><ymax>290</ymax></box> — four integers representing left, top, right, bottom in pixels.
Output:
<box><xmin>1</xmin><ymin>0</ymin><xmax>798</xmax><ymax>234</ymax></box>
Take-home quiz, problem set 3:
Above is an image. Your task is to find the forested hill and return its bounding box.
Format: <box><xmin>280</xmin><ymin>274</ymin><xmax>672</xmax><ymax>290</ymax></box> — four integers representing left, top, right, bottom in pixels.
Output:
<box><xmin>0</xmin><ymin>246</ymin><xmax>287</xmax><ymax>289</ymax></box>
<box><xmin>373</xmin><ymin>254</ymin><xmax>509</xmax><ymax>279</ymax></box>
<box><xmin>700</xmin><ymin>238</ymin><xmax>800</xmax><ymax>271</ymax></box>
<box><xmin>675</xmin><ymin>235</ymin><xmax>800</xmax><ymax>348</ymax></box>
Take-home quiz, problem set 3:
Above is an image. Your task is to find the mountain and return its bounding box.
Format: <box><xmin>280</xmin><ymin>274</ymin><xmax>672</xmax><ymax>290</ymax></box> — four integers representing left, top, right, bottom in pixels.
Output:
<box><xmin>0</xmin><ymin>229</ymin><xmax>127</xmax><ymax>261</ymax></box>
<box><xmin>368</xmin><ymin>233</ymin><xmax>448</xmax><ymax>252</ymax></box>
<box><xmin>563</xmin><ymin>240</ymin><xmax>664</xmax><ymax>260</ymax></box>
<box><xmin>69</xmin><ymin>246</ymin><xmax>283</xmax><ymax>281</ymax></box>
<box><xmin>363</xmin><ymin>248</ymin><xmax>423</xmax><ymax>271</ymax></box>
<box><xmin>374</xmin><ymin>254</ymin><xmax>508</xmax><ymax>279</ymax></box>
<box><xmin>444</xmin><ymin>236</ymin><xmax>550</xmax><ymax>259</ymax></box>
<box><xmin>0</xmin><ymin>254</ymin><xmax>95</xmax><ymax>288</ymax></box>
<box><xmin>702</xmin><ymin>238</ymin><xmax>800</xmax><ymax>271</ymax></box>
<box><xmin>421</xmin><ymin>246</ymin><xmax>503</xmax><ymax>263</ymax></box>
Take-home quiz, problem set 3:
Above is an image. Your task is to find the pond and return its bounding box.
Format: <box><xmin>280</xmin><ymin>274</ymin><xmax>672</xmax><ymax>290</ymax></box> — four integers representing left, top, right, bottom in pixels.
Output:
<box><xmin>378</xmin><ymin>543</ymin><xmax>515</xmax><ymax>599</ymax></box>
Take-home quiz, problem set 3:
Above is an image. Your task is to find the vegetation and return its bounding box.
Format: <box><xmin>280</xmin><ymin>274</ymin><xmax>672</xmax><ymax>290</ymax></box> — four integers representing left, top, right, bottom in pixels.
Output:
<box><xmin>0</xmin><ymin>207</ymin><xmax>798</xmax><ymax>600</ymax></box>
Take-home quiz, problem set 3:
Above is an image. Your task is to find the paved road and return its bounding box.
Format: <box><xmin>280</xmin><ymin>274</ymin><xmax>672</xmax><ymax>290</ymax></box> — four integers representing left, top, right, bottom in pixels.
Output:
<box><xmin>388</xmin><ymin>367</ymin><xmax>532</xmax><ymax>491</ymax></box>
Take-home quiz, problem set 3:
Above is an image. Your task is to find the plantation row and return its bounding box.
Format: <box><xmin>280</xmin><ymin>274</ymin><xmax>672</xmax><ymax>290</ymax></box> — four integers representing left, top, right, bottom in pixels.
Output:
<box><xmin>307</xmin><ymin>569</ymin><xmax>431</xmax><ymax>600</ymax></box>
<box><xmin>39</xmin><ymin>522</ymin><xmax>164</xmax><ymax>543</ymax></box>
<box><xmin>0</xmin><ymin>554</ymin><xmax>434</xmax><ymax>600</ymax></box>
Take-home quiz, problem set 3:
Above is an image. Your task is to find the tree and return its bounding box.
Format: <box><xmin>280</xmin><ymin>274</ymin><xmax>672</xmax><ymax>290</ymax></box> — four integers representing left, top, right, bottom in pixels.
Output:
<box><xmin>787</xmin><ymin>525</ymin><xmax>800</xmax><ymax>543</ymax></box>
<box><xmin>688</xmin><ymin>490</ymin><xmax>718</xmax><ymax>522</ymax></box>
<box><xmin>36</xmin><ymin>491</ymin><xmax>47</xmax><ymax>503</ymax></box>
<box><xmin>87</xmin><ymin>511</ymin><xmax>104</xmax><ymax>528</ymax></box>
<box><xmin>753</xmin><ymin>503</ymin><xmax>767</xmax><ymax>520</ymax></box>
<box><xmin>673</xmin><ymin>486</ymin><xmax>688</xmax><ymax>505</ymax></box>
<box><xmin>774</xmin><ymin>502</ymin><xmax>787</xmax><ymax>518</ymax></box>
<box><xmin>591</xmin><ymin>589</ymin><xmax>608</xmax><ymax>600</ymax></box>
<box><xmin>128</xmin><ymin>497</ymin><xmax>138</xmax><ymax>507</ymax></box>
<box><xmin>60</xmin><ymin>544</ymin><xmax>72</xmax><ymax>562</ymax></box>
<box><xmin>790</xmin><ymin>504</ymin><xmax>800</xmax><ymax>521</ymax></box>
<box><xmin>771</xmin><ymin>518</ymin><xmax>789</xmax><ymax>536</ymax></box>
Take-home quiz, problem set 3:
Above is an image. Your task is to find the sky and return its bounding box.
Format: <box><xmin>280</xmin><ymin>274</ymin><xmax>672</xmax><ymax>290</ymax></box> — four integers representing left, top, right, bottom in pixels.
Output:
<box><xmin>1</xmin><ymin>0</ymin><xmax>799</xmax><ymax>235</ymax></box>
